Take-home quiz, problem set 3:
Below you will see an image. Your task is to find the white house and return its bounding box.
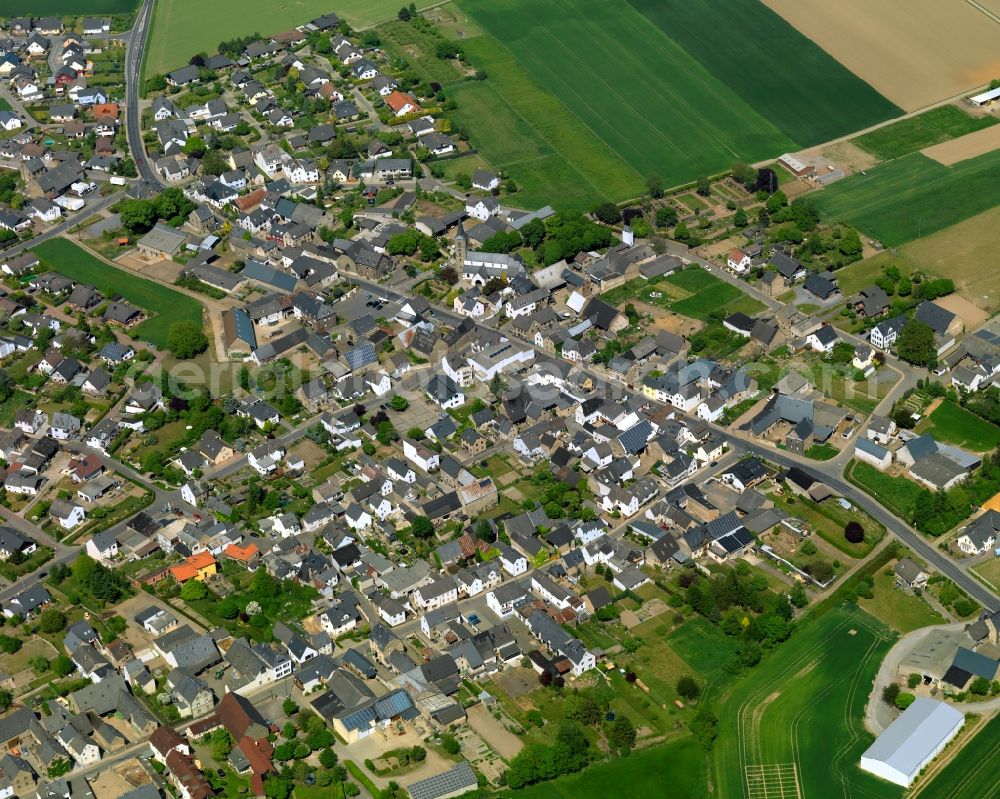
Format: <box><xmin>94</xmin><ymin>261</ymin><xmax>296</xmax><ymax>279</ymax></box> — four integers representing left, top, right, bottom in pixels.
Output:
<box><xmin>806</xmin><ymin>324</ymin><xmax>838</xmax><ymax>353</ymax></box>
<box><xmin>854</xmin><ymin>438</ymin><xmax>891</xmax><ymax>471</ymax></box>
<box><xmin>402</xmin><ymin>438</ymin><xmax>440</xmax><ymax>472</ymax></box>
<box><xmin>497</xmin><ymin>544</ymin><xmax>528</xmax><ymax>576</ymax></box>
<box><xmin>955</xmin><ymin>510</ymin><xmax>1000</xmax><ymax>556</ymax></box>
<box><xmin>51</xmin><ymin>500</ymin><xmax>86</xmax><ymax>530</ymax></box>
<box><xmin>726</xmin><ymin>248</ymin><xmax>751</xmax><ymax>273</ymax></box>
<box><xmin>486</xmin><ymin>582</ymin><xmax>529</xmax><ymax>619</ymax></box>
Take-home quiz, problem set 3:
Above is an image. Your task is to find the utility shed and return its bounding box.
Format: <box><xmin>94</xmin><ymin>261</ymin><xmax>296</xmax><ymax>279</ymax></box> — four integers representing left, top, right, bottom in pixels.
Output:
<box><xmin>860</xmin><ymin>697</ymin><xmax>964</xmax><ymax>787</ymax></box>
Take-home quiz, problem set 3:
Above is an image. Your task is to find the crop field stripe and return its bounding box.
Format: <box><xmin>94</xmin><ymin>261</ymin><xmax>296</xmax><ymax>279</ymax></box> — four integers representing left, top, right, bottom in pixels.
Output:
<box><xmin>807</xmin><ymin>148</ymin><xmax>1000</xmax><ymax>246</ymax></box>
<box><xmin>628</xmin><ymin>0</ymin><xmax>900</xmax><ymax>145</ymax></box>
<box><xmin>456</xmin><ymin>0</ymin><xmax>792</xmax><ymax>188</ymax></box>
<box><xmin>719</xmin><ymin>606</ymin><xmax>897</xmax><ymax>799</ymax></box>
<box><xmin>448</xmin><ymin>50</ymin><xmax>624</xmax><ymax>201</ymax></box>
<box><xmin>915</xmin><ymin>715</ymin><xmax>1000</xmax><ymax>799</ymax></box>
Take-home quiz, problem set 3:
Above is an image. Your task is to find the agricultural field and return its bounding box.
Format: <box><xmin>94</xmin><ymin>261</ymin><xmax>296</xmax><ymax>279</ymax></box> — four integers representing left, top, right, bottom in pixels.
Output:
<box><xmin>853</xmin><ymin>106</ymin><xmax>997</xmax><ymax>162</ymax></box>
<box><xmin>499</xmin><ymin>737</ymin><xmax>707</xmax><ymax>799</ymax></box>
<box><xmin>4</xmin><ymin>0</ymin><xmax>138</xmax><ymax>11</ymax></box>
<box><xmin>900</xmin><ymin>206</ymin><xmax>1000</xmax><ymax>314</ymax></box>
<box><xmin>32</xmin><ymin>238</ymin><xmax>203</xmax><ymax>349</ymax></box>
<box><xmin>628</xmin><ymin>0</ymin><xmax>899</xmax><ymax>146</ymax></box>
<box><xmin>145</xmin><ymin>0</ymin><xmax>401</xmax><ymax>75</ymax></box>
<box><xmin>448</xmin><ymin>38</ymin><xmax>644</xmax><ymax>212</ymax></box>
<box><xmin>915</xmin><ymin>401</ymin><xmax>1000</xmax><ymax>453</ymax></box>
<box><xmin>712</xmin><ymin>604</ymin><xmax>900</xmax><ymax>799</ymax></box>
<box><xmin>455</xmin><ymin>0</ymin><xmax>795</xmax><ymax>193</ymax></box>
<box><xmin>762</xmin><ymin>0</ymin><xmax>1000</xmax><ymax>111</ymax></box>
<box><xmin>916</xmin><ymin>715</ymin><xmax>1000</xmax><ymax>799</ymax></box>
<box><xmin>807</xmin><ymin>150</ymin><xmax>1000</xmax><ymax>247</ymax></box>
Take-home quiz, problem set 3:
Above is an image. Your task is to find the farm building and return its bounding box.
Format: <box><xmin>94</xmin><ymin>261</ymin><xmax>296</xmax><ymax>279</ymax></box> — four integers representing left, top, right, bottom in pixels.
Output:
<box><xmin>969</xmin><ymin>87</ymin><xmax>1000</xmax><ymax>107</ymax></box>
<box><xmin>859</xmin><ymin>697</ymin><xmax>964</xmax><ymax>787</ymax></box>
<box><xmin>778</xmin><ymin>153</ymin><xmax>813</xmax><ymax>177</ymax></box>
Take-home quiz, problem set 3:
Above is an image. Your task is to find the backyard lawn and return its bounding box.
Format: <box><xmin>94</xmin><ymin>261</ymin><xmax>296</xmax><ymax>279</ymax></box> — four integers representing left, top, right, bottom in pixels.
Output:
<box><xmin>971</xmin><ymin>556</ymin><xmax>1000</xmax><ymax>593</ymax></box>
<box><xmin>857</xmin><ymin>570</ymin><xmax>945</xmax><ymax>633</ymax></box>
<box><xmin>32</xmin><ymin>238</ymin><xmax>204</xmax><ymax>349</ymax></box>
<box><xmin>916</xmin><ymin>400</ymin><xmax>1000</xmax><ymax>453</ymax></box>
<box><xmin>770</xmin><ymin>490</ymin><xmax>885</xmax><ymax>558</ymax></box>
<box><xmin>847</xmin><ymin>460</ymin><xmax>925</xmax><ymax>523</ymax></box>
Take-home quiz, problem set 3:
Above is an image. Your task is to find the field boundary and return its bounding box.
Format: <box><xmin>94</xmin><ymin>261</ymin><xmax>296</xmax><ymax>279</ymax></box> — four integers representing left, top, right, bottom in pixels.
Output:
<box><xmin>922</xmin><ymin>123</ymin><xmax>1000</xmax><ymax>165</ymax></box>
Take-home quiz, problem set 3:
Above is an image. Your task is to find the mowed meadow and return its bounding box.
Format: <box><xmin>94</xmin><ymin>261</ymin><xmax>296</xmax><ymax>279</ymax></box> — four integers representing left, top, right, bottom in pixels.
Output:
<box><xmin>145</xmin><ymin>0</ymin><xmax>403</xmax><ymax>76</ymax></box>
<box><xmin>450</xmin><ymin>0</ymin><xmax>898</xmax><ymax>206</ymax></box>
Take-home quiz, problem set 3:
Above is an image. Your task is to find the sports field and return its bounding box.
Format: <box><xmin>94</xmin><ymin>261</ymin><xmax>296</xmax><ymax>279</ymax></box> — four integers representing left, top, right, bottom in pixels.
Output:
<box><xmin>4</xmin><ymin>0</ymin><xmax>138</xmax><ymax>11</ymax></box>
<box><xmin>762</xmin><ymin>0</ymin><xmax>1000</xmax><ymax>111</ymax></box>
<box><xmin>713</xmin><ymin>603</ymin><xmax>900</xmax><ymax>799</ymax></box>
<box><xmin>853</xmin><ymin>106</ymin><xmax>997</xmax><ymax>162</ymax></box>
<box><xmin>915</xmin><ymin>400</ymin><xmax>1000</xmax><ymax>453</ymax></box>
<box><xmin>807</xmin><ymin>150</ymin><xmax>1000</xmax><ymax>247</ymax></box>
<box><xmin>456</xmin><ymin>0</ymin><xmax>795</xmax><ymax>190</ymax></box>
<box><xmin>916</xmin><ymin>715</ymin><xmax>1000</xmax><ymax>799</ymax></box>
<box><xmin>448</xmin><ymin>39</ymin><xmax>644</xmax><ymax>211</ymax></box>
<box><xmin>32</xmin><ymin>238</ymin><xmax>203</xmax><ymax>349</ymax></box>
<box><xmin>145</xmin><ymin>0</ymin><xmax>402</xmax><ymax>75</ymax></box>
<box><xmin>628</xmin><ymin>0</ymin><xmax>899</xmax><ymax>146</ymax></box>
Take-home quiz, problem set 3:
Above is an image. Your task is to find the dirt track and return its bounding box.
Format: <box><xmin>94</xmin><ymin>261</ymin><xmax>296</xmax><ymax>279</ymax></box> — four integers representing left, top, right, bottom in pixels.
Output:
<box><xmin>763</xmin><ymin>0</ymin><xmax>1000</xmax><ymax>111</ymax></box>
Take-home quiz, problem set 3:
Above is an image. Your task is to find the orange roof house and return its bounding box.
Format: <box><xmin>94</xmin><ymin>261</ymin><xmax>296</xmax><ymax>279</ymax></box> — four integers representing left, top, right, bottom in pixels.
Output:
<box><xmin>384</xmin><ymin>91</ymin><xmax>419</xmax><ymax>117</ymax></box>
<box><xmin>92</xmin><ymin>102</ymin><xmax>118</xmax><ymax>119</ymax></box>
<box><xmin>169</xmin><ymin>551</ymin><xmax>217</xmax><ymax>583</ymax></box>
<box><xmin>224</xmin><ymin>542</ymin><xmax>259</xmax><ymax>563</ymax></box>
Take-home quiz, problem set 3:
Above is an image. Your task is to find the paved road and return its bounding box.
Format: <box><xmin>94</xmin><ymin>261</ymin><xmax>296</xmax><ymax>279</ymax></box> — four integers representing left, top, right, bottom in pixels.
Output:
<box><xmin>0</xmin><ymin>191</ymin><xmax>123</xmax><ymax>260</ymax></box>
<box><xmin>124</xmin><ymin>0</ymin><xmax>162</xmax><ymax>186</ymax></box>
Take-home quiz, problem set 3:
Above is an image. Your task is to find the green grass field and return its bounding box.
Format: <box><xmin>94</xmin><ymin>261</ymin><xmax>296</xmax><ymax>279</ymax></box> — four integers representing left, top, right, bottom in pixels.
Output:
<box><xmin>627</xmin><ymin>0</ymin><xmax>899</xmax><ymax>146</ymax></box>
<box><xmin>602</xmin><ymin>268</ymin><xmax>764</xmax><ymax>322</ymax></box>
<box><xmin>916</xmin><ymin>400</ymin><xmax>1000</xmax><ymax>453</ymax></box>
<box><xmin>456</xmin><ymin>0</ymin><xmax>793</xmax><ymax>194</ymax></box>
<box><xmin>668</xmin><ymin>616</ymin><xmax>739</xmax><ymax>693</ymax></box>
<box><xmin>32</xmin><ymin>238</ymin><xmax>203</xmax><ymax>349</ymax></box>
<box><xmin>4</xmin><ymin>0</ymin><xmax>137</xmax><ymax>10</ymax></box>
<box><xmin>713</xmin><ymin>604</ymin><xmax>900</xmax><ymax>799</ymax></box>
<box><xmin>145</xmin><ymin>0</ymin><xmax>402</xmax><ymax>75</ymax></box>
<box><xmin>857</xmin><ymin>570</ymin><xmax>945</xmax><ymax>634</ymax></box>
<box><xmin>500</xmin><ymin>736</ymin><xmax>708</xmax><ymax>799</ymax></box>
<box><xmin>664</xmin><ymin>269</ymin><xmax>765</xmax><ymax>321</ymax></box>
<box><xmin>918</xmin><ymin>715</ymin><xmax>1000</xmax><ymax>799</ymax></box>
<box><xmin>448</xmin><ymin>38</ymin><xmax>643</xmax><ymax>211</ymax></box>
<box><xmin>853</xmin><ymin>106</ymin><xmax>997</xmax><ymax>162</ymax></box>
<box><xmin>378</xmin><ymin>20</ymin><xmax>464</xmax><ymax>86</ymax></box>
<box><xmin>808</xmin><ymin>150</ymin><xmax>1000</xmax><ymax>247</ymax></box>
<box><xmin>847</xmin><ymin>460</ymin><xmax>925</xmax><ymax>523</ymax></box>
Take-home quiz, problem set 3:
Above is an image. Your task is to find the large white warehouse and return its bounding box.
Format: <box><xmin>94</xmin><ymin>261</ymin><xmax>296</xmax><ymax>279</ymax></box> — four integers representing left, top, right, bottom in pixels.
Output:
<box><xmin>860</xmin><ymin>697</ymin><xmax>964</xmax><ymax>787</ymax></box>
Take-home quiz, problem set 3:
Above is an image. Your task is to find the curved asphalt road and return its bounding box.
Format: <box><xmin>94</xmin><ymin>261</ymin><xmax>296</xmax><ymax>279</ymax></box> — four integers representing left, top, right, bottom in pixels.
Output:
<box><xmin>125</xmin><ymin>0</ymin><xmax>163</xmax><ymax>187</ymax></box>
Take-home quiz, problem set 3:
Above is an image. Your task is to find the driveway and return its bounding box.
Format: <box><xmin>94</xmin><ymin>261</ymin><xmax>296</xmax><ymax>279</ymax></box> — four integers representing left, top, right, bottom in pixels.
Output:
<box><xmin>864</xmin><ymin>621</ymin><xmax>1000</xmax><ymax>735</ymax></box>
